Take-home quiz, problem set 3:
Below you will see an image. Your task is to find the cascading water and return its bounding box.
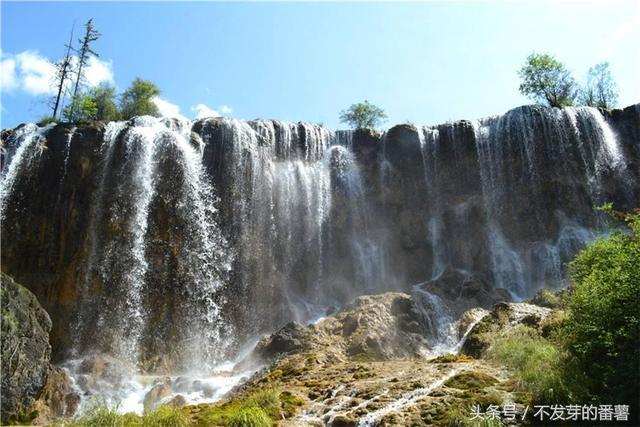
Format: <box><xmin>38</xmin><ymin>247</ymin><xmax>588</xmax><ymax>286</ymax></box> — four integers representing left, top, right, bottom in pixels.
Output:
<box><xmin>1</xmin><ymin>104</ymin><xmax>637</xmax><ymax>415</ymax></box>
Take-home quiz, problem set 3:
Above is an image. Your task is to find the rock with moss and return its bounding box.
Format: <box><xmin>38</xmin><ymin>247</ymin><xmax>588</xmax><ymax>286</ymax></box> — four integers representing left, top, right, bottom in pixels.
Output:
<box><xmin>0</xmin><ymin>273</ymin><xmax>53</xmax><ymax>423</ymax></box>
<box><xmin>460</xmin><ymin>302</ymin><xmax>552</xmax><ymax>358</ymax></box>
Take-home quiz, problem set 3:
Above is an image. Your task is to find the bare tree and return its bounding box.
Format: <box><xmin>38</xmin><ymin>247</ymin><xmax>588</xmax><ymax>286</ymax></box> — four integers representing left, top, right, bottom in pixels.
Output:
<box><xmin>68</xmin><ymin>19</ymin><xmax>100</xmax><ymax>122</ymax></box>
<box><xmin>51</xmin><ymin>25</ymin><xmax>75</xmax><ymax>120</ymax></box>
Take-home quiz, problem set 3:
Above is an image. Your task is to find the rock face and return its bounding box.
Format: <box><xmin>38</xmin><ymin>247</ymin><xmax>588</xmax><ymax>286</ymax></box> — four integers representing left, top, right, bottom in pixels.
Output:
<box><xmin>1</xmin><ymin>105</ymin><xmax>638</xmax><ymax>370</ymax></box>
<box><xmin>414</xmin><ymin>267</ymin><xmax>512</xmax><ymax>318</ymax></box>
<box><xmin>0</xmin><ymin>273</ymin><xmax>52</xmax><ymax>422</ymax></box>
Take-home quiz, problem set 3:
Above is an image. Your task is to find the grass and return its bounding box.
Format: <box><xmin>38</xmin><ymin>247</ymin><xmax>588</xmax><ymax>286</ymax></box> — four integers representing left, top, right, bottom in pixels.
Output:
<box><xmin>227</xmin><ymin>407</ymin><xmax>271</xmax><ymax>427</ymax></box>
<box><xmin>67</xmin><ymin>404</ymin><xmax>188</xmax><ymax>427</ymax></box>
<box><xmin>195</xmin><ymin>387</ymin><xmax>303</xmax><ymax>426</ymax></box>
<box><xmin>485</xmin><ymin>325</ymin><xmax>581</xmax><ymax>404</ymax></box>
<box><xmin>142</xmin><ymin>406</ymin><xmax>189</xmax><ymax>427</ymax></box>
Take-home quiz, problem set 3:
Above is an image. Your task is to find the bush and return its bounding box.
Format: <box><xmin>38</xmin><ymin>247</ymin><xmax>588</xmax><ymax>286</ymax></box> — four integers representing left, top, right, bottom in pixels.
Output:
<box><xmin>63</xmin><ymin>94</ymin><xmax>99</xmax><ymax>122</ymax></box>
<box><xmin>563</xmin><ymin>208</ymin><xmax>640</xmax><ymax>415</ymax></box>
<box><xmin>227</xmin><ymin>407</ymin><xmax>271</xmax><ymax>427</ymax></box>
<box><xmin>142</xmin><ymin>405</ymin><xmax>189</xmax><ymax>427</ymax></box>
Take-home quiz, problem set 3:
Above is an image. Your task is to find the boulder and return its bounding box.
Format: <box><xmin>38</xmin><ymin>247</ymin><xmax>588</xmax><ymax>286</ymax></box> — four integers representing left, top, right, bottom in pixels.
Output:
<box><xmin>143</xmin><ymin>383</ymin><xmax>172</xmax><ymax>412</ymax></box>
<box><xmin>0</xmin><ymin>273</ymin><xmax>52</xmax><ymax>423</ymax></box>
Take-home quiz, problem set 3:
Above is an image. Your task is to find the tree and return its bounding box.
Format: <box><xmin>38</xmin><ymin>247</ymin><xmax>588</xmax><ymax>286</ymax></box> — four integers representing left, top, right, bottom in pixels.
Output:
<box><xmin>119</xmin><ymin>78</ymin><xmax>160</xmax><ymax>119</ymax></box>
<box><xmin>89</xmin><ymin>84</ymin><xmax>120</xmax><ymax>121</ymax></box>
<box><xmin>518</xmin><ymin>53</ymin><xmax>577</xmax><ymax>108</ymax></box>
<box><xmin>68</xmin><ymin>19</ymin><xmax>101</xmax><ymax>122</ymax></box>
<box><xmin>62</xmin><ymin>94</ymin><xmax>98</xmax><ymax>122</ymax></box>
<box><xmin>563</xmin><ymin>205</ymin><xmax>640</xmax><ymax>417</ymax></box>
<box><xmin>51</xmin><ymin>25</ymin><xmax>75</xmax><ymax>120</ymax></box>
<box><xmin>339</xmin><ymin>101</ymin><xmax>387</xmax><ymax>130</ymax></box>
<box><xmin>579</xmin><ymin>62</ymin><xmax>618</xmax><ymax>110</ymax></box>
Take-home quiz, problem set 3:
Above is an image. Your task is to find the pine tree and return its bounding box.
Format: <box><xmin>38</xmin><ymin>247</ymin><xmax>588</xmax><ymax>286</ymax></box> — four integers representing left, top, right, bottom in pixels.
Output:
<box><xmin>68</xmin><ymin>19</ymin><xmax>100</xmax><ymax>122</ymax></box>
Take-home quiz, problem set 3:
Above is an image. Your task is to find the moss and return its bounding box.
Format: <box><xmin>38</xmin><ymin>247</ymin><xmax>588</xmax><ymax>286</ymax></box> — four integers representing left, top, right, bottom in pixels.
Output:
<box><xmin>350</xmin><ymin>353</ymin><xmax>375</xmax><ymax>362</ymax></box>
<box><xmin>430</xmin><ymin>354</ymin><xmax>474</xmax><ymax>364</ymax></box>
<box><xmin>445</xmin><ymin>371</ymin><xmax>498</xmax><ymax>390</ymax></box>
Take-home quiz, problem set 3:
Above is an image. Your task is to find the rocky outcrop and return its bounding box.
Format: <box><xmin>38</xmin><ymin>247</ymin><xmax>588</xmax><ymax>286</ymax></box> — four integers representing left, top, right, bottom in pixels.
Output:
<box><xmin>0</xmin><ymin>273</ymin><xmax>52</xmax><ymax>423</ymax></box>
<box><xmin>413</xmin><ymin>267</ymin><xmax>512</xmax><ymax>319</ymax></box>
<box><xmin>461</xmin><ymin>302</ymin><xmax>553</xmax><ymax>358</ymax></box>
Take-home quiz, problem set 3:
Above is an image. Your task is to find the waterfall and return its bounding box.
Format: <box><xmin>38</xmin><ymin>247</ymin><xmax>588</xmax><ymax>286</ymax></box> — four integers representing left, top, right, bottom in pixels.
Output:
<box><xmin>75</xmin><ymin>117</ymin><xmax>232</xmax><ymax>371</ymax></box>
<box><xmin>0</xmin><ymin>123</ymin><xmax>53</xmax><ymax>219</ymax></box>
<box><xmin>1</xmin><ymin>104</ymin><xmax>636</xmax><ymax>396</ymax></box>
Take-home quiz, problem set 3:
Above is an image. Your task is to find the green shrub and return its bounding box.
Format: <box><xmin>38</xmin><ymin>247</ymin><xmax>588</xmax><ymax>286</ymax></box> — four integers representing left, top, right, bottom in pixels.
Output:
<box><xmin>563</xmin><ymin>208</ymin><xmax>640</xmax><ymax>415</ymax></box>
<box><xmin>142</xmin><ymin>405</ymin><xmax>189</xmax><ymax>427</ymax></box>
<box><xmin>227</xmin><ymin>406</ymin><xmax>271</xmax><ymax>427</ymax></box>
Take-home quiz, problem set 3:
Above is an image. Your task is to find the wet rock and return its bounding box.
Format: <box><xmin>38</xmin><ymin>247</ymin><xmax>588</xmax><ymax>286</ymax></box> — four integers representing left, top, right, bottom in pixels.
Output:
<box><xmin>167</xmin><ymin>394</ymin><xmax>187</xmax><ymax>408</ymax></box>
<box><xmin>0</xmin><ymin>273</ymin><xmax>52</xmax><ymax>423</ymax></box>
<box><xmin>75</xmin><ymin>353</ymin><xmax>130</xmax><ymax>390</ymax></box>
<box><xmin>30</xmin><ymin>367</ymin><xmax>80</xmax><ymax>423</ymax></box>
<box><xmin>143</xmin><ymin>383</ymin><xmax>172</xmax><ymax>412</ymax></box>
<box><xmin>415</xmin><ymin>267</ymin><xmax>511</xmax><ymax>318</ymax></box>
<box><xmin>330</xmin><ymin>413</ymin><xmax>358</xmax><ymax>427</ymax></box>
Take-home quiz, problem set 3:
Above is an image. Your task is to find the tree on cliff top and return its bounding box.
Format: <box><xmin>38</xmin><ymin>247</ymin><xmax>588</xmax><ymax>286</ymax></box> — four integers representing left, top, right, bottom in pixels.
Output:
<box><xmin>119</xmin><ymin>78</ymin><xmax>160</xmax><ymax>119</ymax></box>
<box><xmin>68</xmin><ymin>19</ymin><xmax>101</xmax><ymax>122</ymax></box>
<box><xmin>339</xmin><ymin>101</ymin><xmax>387</xmax><ymax>130</ymax></box>
<box><xmin>579</xmin><ymin>62</ymin><xmax>618</xmax><ymax>110</ymax></box>
<box><xmin>518</xmin><ymin>53</ymin><xmax>577</xmax><ymax>108</ymax></box>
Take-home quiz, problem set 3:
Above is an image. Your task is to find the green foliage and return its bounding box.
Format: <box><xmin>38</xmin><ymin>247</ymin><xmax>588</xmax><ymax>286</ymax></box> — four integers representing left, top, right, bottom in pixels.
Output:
<box><xmin>564</xmin><ymin>208</ymin><xmax>640</xmax><ymax>410</ymax></box>
<box><xmin>142</xmin><ymin>405</ymin><xmax>189</xmax><ymax>427</ymax></box>
<box><xmin>120</xmin><ymin>78</ymin><xmax>161</xmax><ymax>119</ymax></box>
<box><xmin>578</xmin><ymin>62</ymin><xmax>618</xmax><ymax>109</ymax></box>
<box><xmin>90</xmin><ymin>84</ymin><xmax>121</xmax><ymax>121</ymax></box>
<box><xmin>227</xmin><ymin>407</ymin><xmax>272</xmax><ymax>427</ymax></box>
<box><xmin>486</xmin><ymin>325</ymin><xmax>584</xmax><ymax>404</ymax></box>
<box><xmin>37</xmin><ymin>116</ymin><xmax>57</xmax><ymax>126</ymax></box>
<box><xmin>339</xmin><ymin>100</ymin><xmax>387</xmax><ymax>129</ymax></box>
<box><xmin>63</xmin><ymin>94</ymin><xmax>98</xmax><ymax>122</ymax></box>
<box><xmin>518</xmin><ymin>53</ymin><xmax>577</xmax><ymax>108</ymax></box>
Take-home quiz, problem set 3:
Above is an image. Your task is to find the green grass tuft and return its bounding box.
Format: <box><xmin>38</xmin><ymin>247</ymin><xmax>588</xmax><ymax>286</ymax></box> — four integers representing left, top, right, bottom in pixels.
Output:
<box><xmin>227</xmin><ymin>406</ymin><xmax>272</xmax><ymax>427</ymax></box>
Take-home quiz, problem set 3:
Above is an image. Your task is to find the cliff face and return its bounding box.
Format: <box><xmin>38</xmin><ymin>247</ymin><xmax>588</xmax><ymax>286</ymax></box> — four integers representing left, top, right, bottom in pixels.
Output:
<box><xmin>1</xmin><ymin>104</ymin><xmax>638</xmax><ymax>371</ymax></box>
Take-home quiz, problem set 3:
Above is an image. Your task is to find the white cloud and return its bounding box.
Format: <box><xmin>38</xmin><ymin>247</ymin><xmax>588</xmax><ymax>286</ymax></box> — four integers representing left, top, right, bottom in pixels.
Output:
<box><xmin>0</xmin><ymin>50</ymin><xmax>114</xmax><ymax>96</ymax></box>
<box><xmin>0</xmin><ymin>56</ymin><xmax>17</xmax><ymax>92</ymax></box>
<box><xmin>191</xmin><ymin>103</ymin><xmax>220</xmax><ymax>119</ymax></box>
<box><xmin>16</xmin><ymin>51</ymin><xmax>56</xmax><ymax>95</ymax></box>
<box><xmin>152</xmin><ymin>96</ymin><xmax>187</xmax><ymax>120</ymax></box>
<box><xmin>84</xmin><ymin>56</ymin><xmax>114</xmax><ymax>87</ymax></box>
<box><xmin>220</xmin><ymin>105</ymin><xmax>232</xmax><ymax>115</ymax></box>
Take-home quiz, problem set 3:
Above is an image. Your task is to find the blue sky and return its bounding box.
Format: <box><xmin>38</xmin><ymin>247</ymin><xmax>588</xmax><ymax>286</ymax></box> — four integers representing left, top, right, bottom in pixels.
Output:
<box><xmin>2</xmin><ymin>1</ymin><xmax>639</xmax><ymax>129</ymax></box>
